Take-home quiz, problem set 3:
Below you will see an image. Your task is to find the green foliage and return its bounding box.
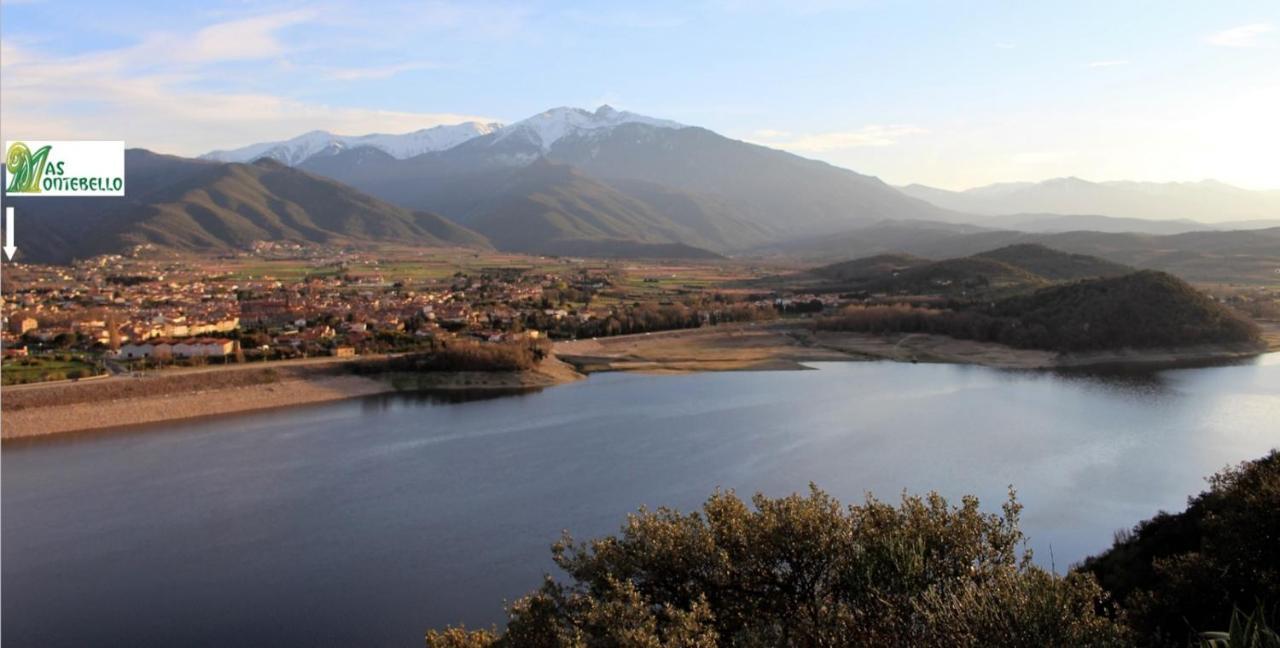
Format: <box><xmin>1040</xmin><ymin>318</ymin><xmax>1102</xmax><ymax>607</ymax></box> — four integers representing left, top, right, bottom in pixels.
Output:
<box><xmin>817</xmin><ymin>271</ymin><xmax>1263</xmax><ymax>352</ymax></box>
<box><xmin>352</xmin><ymin>339</ymin><xmax>552</xmax><ymax>374</ymax></box>
<box><xmin>1200</xmin><ymin>605</ymin><xmax>1280</xmax><ymax>648</ymax></box>
<box><xmin>1080</xmin><ymin>451</ymin><xmax>1280</xmax><ymax>646</ymax></box>
<box><xmin>427</xmin><ymin>486</ymin><xmax>1127</xmax><ymax>647</ymax></box>
<box><xmin>990</xmin><ymin>270</ymin><xmax>1261</xmax><ymax>351</ymax></box>
<box><xmin>425</xmin><ymin>627</ymin><xmax>501</xmax><ymax>648</ymax></box>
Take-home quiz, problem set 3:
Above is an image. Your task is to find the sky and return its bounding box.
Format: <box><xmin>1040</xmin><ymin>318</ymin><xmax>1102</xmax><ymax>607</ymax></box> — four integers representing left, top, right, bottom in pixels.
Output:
<box><xmin>1</xmin><ymin>0</ymin><xmax>1277</xmax><ymax>190</ymax></box>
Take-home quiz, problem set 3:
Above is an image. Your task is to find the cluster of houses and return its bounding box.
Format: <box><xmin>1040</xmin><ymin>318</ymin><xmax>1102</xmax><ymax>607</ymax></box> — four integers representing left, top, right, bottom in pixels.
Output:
<box><xmin>116</xmin><ymin>338</ymin><xmax>237</xmax><ymax>360</ymax></box>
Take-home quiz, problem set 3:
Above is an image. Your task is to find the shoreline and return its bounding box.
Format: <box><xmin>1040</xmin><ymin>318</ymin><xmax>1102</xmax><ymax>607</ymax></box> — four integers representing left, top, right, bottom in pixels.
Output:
<box><xmin>1</xmin><ymin>358</ymin><xmax>584</xmax><ymax>440</ymax></box>
<box><xmin>554</xmin><ymin>322</ymin><xmax>1272</xmax><ymax>373</ymax></box>
<box><xmin>3</xmin><ymin>323</ymin><xmax>1270</xmax><ymax>440</ymax></box>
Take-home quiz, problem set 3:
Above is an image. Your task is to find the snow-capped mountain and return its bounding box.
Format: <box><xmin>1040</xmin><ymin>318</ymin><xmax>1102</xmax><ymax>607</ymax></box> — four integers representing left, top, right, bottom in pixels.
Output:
<box><xmin>201</xmin><ymin>121</ymin><xmax>503</xmax><ymax>165</ymax></box>
<box><xmin>490</xmin><ymin>105</ymin><xmax>684</xmax><ymax>151</ymax></box>
<box><xmin>201</xmin><ymin>106</ymin><xmax>684</xmax><ymax>167</ymax></box>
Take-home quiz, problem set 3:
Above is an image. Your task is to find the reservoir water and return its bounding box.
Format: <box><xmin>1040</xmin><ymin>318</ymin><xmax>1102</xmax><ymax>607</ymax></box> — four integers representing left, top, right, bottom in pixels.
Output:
<box><xmin>4</xmin><ymin>356</ymin><xmax>1279</xmax><ymax>646</ymax></box>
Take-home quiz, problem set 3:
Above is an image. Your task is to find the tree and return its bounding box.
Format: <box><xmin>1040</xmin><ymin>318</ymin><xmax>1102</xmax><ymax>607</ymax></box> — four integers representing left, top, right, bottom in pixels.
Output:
<box><xmin>1080</xmin><ymin>450</ymin><xmax>1280</xmax><ymax>646</ymax></box>
<box><xmin>106</xmin><ymin>311</ymin><xmax>122</xmax><ymax>351</ymax></box>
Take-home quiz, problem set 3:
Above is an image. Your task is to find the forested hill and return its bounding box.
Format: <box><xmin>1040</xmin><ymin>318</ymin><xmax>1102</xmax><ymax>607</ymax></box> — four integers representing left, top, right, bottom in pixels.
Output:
<box><xmin>818</xmin><ymin>270</ymin><xmax>1264</xmax><ymax>353</ymax></box>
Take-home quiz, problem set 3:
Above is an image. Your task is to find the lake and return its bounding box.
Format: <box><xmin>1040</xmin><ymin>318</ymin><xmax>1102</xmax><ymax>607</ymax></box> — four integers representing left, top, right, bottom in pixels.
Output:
<box><xmin>4</xmin><ymin>356</ymin><xmax>1279</xmax><ymax>646</ymax></box>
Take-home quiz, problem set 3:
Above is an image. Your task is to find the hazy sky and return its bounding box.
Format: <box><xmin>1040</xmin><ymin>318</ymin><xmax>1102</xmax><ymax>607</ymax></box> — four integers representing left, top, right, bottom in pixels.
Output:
<box><xmin>2</xmin><ymin>0</ymin><xmax>1277</xmax><ymax>190</ymax></box>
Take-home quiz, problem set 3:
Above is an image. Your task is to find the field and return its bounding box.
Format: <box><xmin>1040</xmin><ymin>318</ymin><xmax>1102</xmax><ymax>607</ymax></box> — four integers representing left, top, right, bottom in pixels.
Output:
<box><xmin>1</xmin><ymin>356</ymin><xmax>103</xmax><ymax>385</ymax></box>
<box><xmin>210</xmin><ymin>247</ymin><xmax>592</xmax><ymax>283</ymax></box>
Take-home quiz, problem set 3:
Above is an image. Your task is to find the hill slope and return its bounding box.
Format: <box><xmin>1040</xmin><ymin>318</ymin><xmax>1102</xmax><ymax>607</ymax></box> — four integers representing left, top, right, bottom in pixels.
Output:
<box><xmin>818</xmin><ymin>270</ymin><xmax>1262</xmax><ymax>352</ymax></box>
<box><xmin>464</xmin><ymin>160</ymin><xmax>722</xmax><ymax>257</ymax></box>
<box><xmin>865</xmin><ymin>257</ymin><xmax>1048</xmax><ymax>296</ymax></box>
<box><xmin>548</xmin><ymin>123</ymin><xmax>961</xmax><ymax>238</ymax></box>
<box><xmin>991</xmin><ymin>271</ymin><xmax>1262</xmax><ymax>351</ymax></box>
<box><xmin>973</xmin><ymin>244</ymin><xmax>1132</xmax><ymax>280</ymax></box>
<box><xmin>809</xmin><ymin>244</ymin><xmax>1137</xmax><ymax>298</ymax></box>
<box><xmin>811</xmin><ymin>253</ymin><xmax>929</xmax><ymax>283</ymax></box>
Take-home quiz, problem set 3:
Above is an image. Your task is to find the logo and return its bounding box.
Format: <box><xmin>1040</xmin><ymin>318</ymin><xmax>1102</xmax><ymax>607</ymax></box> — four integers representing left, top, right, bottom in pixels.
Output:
<box><xmin>3</xmin><ymin>140</ymin><xmax>125</xmax><ymax>196</ymax></box>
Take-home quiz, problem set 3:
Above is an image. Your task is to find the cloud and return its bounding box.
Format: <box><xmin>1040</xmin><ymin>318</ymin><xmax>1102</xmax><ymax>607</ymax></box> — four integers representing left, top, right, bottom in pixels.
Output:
<box><xmin>1205</xmin><ymin>23</ymin><xmax>1274</xmax><ymax>48</ymax></box>
<box><xmin>0</xmin><ymin>34</ymin><xmax>499</xmax><ymax>156</ymax></box>
<box><xmin>748</xmin><ymin>125</ymin><xmax>927</xmax><ymax>152</ymax></box>
<box><xmin>1087</xmin><ymin>60</ymin><xmax>1129</xmax><ymax>68</ymax></box>
<box><xmin>323</xmin><ymin>60</ymin><xmax>443</xmax><ymax>81</ymax></box>
<box><xmin>180</xmin><ymin>10</ymin><xmax>315</xmax><ymax>62</ymax></box>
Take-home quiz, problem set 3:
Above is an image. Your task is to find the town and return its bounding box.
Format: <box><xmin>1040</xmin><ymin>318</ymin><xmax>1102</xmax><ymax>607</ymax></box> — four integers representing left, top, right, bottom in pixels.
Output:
<box><xmin>0</xmin><ymin>245</ymin><xmax>815</xmax><ymax>384</ymax></box>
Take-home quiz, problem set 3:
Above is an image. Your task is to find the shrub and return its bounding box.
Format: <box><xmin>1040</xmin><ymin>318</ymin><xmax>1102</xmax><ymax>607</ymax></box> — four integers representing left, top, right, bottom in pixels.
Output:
<box><xmin>426</xmin><ymin>486</ymin><xmax>1128</xmax><ymax>647</ymax></box>
<box><xmin>1080</xmin><ymin>451</ymin><xmax>1280</xmax><ymax>646</ymax></box>
<box><xmin>353</xmin><ymin>339</ymin><xmax>552</xmax><ymax>374</ymax></box>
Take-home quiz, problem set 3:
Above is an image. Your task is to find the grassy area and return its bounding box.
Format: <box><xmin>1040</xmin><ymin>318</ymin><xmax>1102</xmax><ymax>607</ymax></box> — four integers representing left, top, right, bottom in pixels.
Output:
<box><xmin>2</xmin><ymin>356</ymin><xmax>104</xmax><ymax>385</ymax></box>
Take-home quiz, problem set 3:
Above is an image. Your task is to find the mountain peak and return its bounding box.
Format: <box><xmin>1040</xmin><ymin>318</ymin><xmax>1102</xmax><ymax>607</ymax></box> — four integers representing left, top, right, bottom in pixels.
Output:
<box><xmin>494</xmin><ymin>105</ymin><xmax>685</xmax><ymax>151</ymax></box>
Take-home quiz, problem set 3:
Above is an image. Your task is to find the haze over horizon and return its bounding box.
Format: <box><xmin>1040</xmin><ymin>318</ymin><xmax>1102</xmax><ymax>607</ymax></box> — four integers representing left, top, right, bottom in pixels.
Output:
<box><xmin>2</xmin><ymin>0</ymin><xmax>1277</xmax><ymax>191</ymax></box>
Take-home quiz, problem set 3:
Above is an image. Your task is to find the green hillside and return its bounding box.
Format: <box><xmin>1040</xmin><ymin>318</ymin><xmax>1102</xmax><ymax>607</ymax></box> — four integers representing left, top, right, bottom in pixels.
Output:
<box><xmin>974</xmin><ymin>243</ymin><xmax>1132</xmax><ymax>280</ymax></box>
<box><xmin>5</xmin><ymin>150</ymin><xmax>490</xmax><ymax>262</ymax></box>
<box><xmin>811</xmin><ymin>253</ymin><xmax>927</xmax><ymax>282</ymax></box>
<box><xmin>990</xmin><ymin>270</ymin><xmax>1262</xmax><ymax>351</ymax></box>
<box><xmin>818</xmin><ymin>270</ymin><xmax>1262</xmax><ymax>352</ymax></box>
<box><xmin>812</xmin><ymin>254</ymin><xmax>1048</xmax><ymax>297</ymax></box>
<box><xmin>811</xmin><ymin>244</ymin><xmax>1140</xmax><ymax>298</ymax></box>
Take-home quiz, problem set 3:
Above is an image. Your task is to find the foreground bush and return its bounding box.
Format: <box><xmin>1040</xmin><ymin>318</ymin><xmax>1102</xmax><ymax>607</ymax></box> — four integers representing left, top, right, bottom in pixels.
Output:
<box><xmin>1081</xmin><ymin>451</ymin><xmax>1280</xmax><ymax>646</ymax></box>
<box><xmin>427</xmin><ymin>487</ymin><xmax>1128</xmax><ymax>647</ymax></box>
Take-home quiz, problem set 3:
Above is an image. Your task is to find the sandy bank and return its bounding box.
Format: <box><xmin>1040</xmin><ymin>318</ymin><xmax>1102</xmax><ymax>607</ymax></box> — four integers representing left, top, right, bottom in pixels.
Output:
<box><xmin>1</xmin><ymin>359</ymin><xmax>584</xmax><ymax>439</ymax></box>
<box><xmin>2</xmin><ymin>374</ymin><xmax>394</xmax><ymax>439</ymax></box>
<box><xmin>555</xmin><ymin>324</ymin><xmax>850</xmax><ymax>373</ymax></box>
<box><xmin>555</xmin><ymin>322</ymin><xmax>1269</xmax><ymax>373</ymax></box>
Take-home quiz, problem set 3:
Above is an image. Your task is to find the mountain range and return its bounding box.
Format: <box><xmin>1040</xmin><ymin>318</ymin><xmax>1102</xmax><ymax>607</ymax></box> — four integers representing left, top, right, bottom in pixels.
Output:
<box><xmin>3</xmin><ymin>104</ymin><xmax>1277</xmax><ymax>268</ymax></box>
<box><xmin>900</xmin><ymin>178</ymin><xmax>1280</xmax><ymax>226</ymax></box>
<box><xmin>290</xmin><ymin>105</ymin><xmax>955</xmax><ymax>254</ymax></box>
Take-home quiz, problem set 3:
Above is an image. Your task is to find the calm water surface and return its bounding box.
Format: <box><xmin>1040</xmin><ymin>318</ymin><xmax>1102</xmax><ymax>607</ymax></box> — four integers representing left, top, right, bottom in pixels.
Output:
<box><xmin>4</xmin><ymin>356</ymin><xmax>1279</xmax><ymax>646</ymax></box>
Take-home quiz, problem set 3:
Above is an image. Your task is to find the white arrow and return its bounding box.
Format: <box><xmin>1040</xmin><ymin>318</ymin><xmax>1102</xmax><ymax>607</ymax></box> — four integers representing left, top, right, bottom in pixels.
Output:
<box><xmin>3</xmin><ymin>206</ymin><xmax>15</xmax><ymax>260</ymax></box>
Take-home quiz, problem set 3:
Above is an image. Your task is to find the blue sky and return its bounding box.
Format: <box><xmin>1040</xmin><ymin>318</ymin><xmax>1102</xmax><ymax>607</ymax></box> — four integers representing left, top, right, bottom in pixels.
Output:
<box><xmin>2</xmin><ymin>0</ymin><xmax>1277</xmax><ymax>189</ymax></box>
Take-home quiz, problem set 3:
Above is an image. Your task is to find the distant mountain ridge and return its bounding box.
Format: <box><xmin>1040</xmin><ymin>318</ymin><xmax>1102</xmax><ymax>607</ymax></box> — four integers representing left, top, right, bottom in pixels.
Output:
<box><xmin>901</xmin><ymin>178</ymin><xmax>1280</xmax><ymax>224</ymax></box>
<box><xmin>768</xmin><ymin>220</ymin><xmax>1280</xmax><ymax>283</ymax></box>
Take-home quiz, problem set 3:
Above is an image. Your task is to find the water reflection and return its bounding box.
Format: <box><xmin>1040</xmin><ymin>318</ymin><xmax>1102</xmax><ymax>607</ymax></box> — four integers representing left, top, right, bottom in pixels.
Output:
<box><xmin>357</xmin><ymin>386</ymin><xmax>545</xmax><ymax>412</ymax></box>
